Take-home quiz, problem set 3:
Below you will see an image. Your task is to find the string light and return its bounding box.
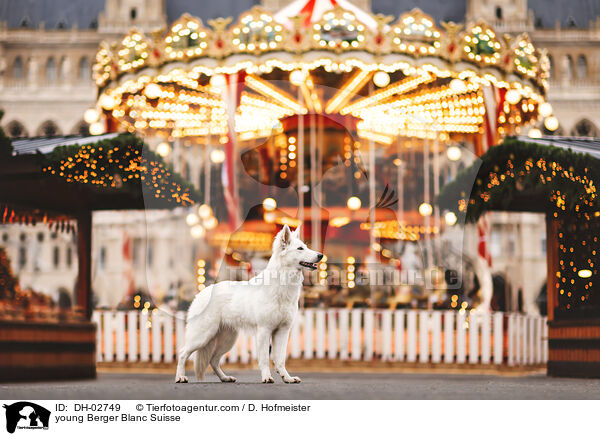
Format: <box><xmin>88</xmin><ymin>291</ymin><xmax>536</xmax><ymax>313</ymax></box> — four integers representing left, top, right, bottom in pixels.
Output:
<box><xmin>419</xmin><ymin>202</ymin><xmax>433</xmax><ymax>216</ymax></box>
<box><xmin>263</xmin><ymin>197</ymin><xmax>277</xmax><ymax>211</ymax></box>
<box><xmin>444</xmin><ymin>211</ymin><xmax>458</xmax><ymax>226</ymax></box>
<box><xmin>319</xmin><ymin>255</ymin><xmax>328</xmax><ymax>285</ymax></box>
<box><xmin>84</xmin><ymin>108</ymin><xmax>100</xmax><ymax>124</ymax></box>
<box><xmin>190</xmin><ymin>224</ymin><xmax>206</xmax><ymax>238</ymax></box>
<box><xmin>210</xmin><ymin>149</ymin><xmax>226</xmax><ymax>163</ymax></box>
<box><xmin>346</xmin><ymin>256</ymin><xmax>356</xmax><ymax>289</ymax></box>
<box><xmin>347</xmin><ymin>196</ymin><xmax>361</xmax><ymax>210</ymax></box>
<box><xmin>156</xmin><ymin>142</ymin><xmax>171</xmax><ymax>157</ymax></box>
<box><xmin>446</xmin><ymin>145</ymin><xmax>462</xmax><ymax>161</ymax></box>
<box><xmin>42</xmin><ymin>135</ymin><xmax>197</xmax><ymax>207</ymax></box>
<box><xmin>196</xmin><ymin>259</ymin><xmax>206</xmax><ymax>291</ymax></box>
<box><xmin>544</xmin><ymin>116</ymin><xmax>559</xmax><ymax>131</ymax></box>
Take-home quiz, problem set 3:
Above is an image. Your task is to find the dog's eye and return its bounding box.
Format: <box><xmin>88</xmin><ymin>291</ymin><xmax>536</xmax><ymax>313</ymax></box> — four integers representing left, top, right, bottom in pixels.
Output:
<box><xmin>297</xmin><ymin>247</ymin><xmax>304</xmax><ymax>250</ymax></box>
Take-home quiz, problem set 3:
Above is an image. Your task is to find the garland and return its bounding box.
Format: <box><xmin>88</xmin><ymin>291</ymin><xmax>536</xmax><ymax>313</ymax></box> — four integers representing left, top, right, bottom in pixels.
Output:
<box><xmin>42</xmin><ymin>133</ymin><xmax>200</xmax><ymax>207</ymax></box>
<box><xmin>437</xmin><ymin>138</ymin><xmax>599</xmax><ymax>223</ymax></box>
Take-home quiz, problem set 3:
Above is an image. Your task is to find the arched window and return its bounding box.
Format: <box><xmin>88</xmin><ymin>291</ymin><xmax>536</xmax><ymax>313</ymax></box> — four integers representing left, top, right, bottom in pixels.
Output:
<box><xmin>495</xmin><ymin>6</ymin><xmax>503</xmax><ymax>20</ymax></box>
<box><xmin>38</xmin><ymin>120</ymin><xmax>60</xmax><ymax>137</ymax></box>
<box><xmin>78</xmin><ymin>57</ymin><xmax>89</xmax><ymax>81</ymax></box>
<box><xmin>547</xmin><ymin>55</ymin><xmax>554</xmax><ymax>79</ymax></box>
<box><xmin>12</xmin><ymin>56</ymin><xmax>23</xmax><ymax>80</ymax></box>
<box><xmin>564</xmin><ymin>55</ymin><xmax>574</xmax><ymax>80</ymax></box>
<box><xmin>45</xmin><ymin>57</ymin><xmax>57</xmax><ymax>82</ymax></box>
<box><xmin>58</xmin><ymin>57</ymin><xmax>67</xmax><ymax>82</ymax></box>
<box><xmin>577</xmin><ymin>55</ymin><xmax>587</xmax><ymax>79</ymax></box>
<box><xmin>73</xmin><ymin>120</ymin><xmax>89</xmax><ymax>136</ymax></box>
<box><xmin>7</xmin><ymin>120</ymin><xmax>27</xmax><ymax>138</ymax></box>
<box><xmin>572</xmin><ymin>119</ymin><xmax>598</xmax><ymax>137</ymax></box>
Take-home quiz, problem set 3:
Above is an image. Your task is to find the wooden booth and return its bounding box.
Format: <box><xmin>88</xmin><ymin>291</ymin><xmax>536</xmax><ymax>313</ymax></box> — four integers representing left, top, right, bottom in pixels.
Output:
<box><xmin>439</xmin><ymin>136</ymin><xmax>600</xmax><ymax>378</ymax></box>
<box><xmin>0</xmin><ymin>133</ymin><xmax>198</xmax><ymax>382</ymax></box>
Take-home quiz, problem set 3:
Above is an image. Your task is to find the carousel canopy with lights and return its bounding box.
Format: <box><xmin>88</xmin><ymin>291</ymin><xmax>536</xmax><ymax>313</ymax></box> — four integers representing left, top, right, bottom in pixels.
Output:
<box><xmin>92</xmin><ymin>2</ymin><xmax>549</xmax><ymax>144</ymax></box>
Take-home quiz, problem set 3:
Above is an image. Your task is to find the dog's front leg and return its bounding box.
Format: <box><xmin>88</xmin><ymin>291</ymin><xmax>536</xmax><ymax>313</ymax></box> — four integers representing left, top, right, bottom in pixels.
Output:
<box><xmin>256</xmin><ymin>327</ymin><xmax>274</xmax><ymax>383</ymax></box>
<box><xmin>272</xmin><ymin>326</ymin><xmax>301</xmax><ymax>383</ymax></box>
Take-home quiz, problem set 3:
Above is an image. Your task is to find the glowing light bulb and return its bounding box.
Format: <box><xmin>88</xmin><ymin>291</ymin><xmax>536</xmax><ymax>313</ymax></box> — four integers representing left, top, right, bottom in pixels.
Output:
<box><xmin>444</xmin><ymin>211</ymin><xmax>458</xmax><ymax>226</ymax></box>
<box><xmin>99</xmin><ymin>94</ymin><xmax>116</xmax><ymax>110</ymax></box>
<box><xmin>156</xmin><ymin>142</ymin><xmax>171</xmax><ymax>157</ymax></box>
<box><xmin>186</xmin><ymin>213</ymin><xmax>200</xmax><ymax>226</ymax></box>
<box><xmin>198</xmin><ymin>204</ymin><xmax>213</xmax><ymax>219</ymax></box>
<box><xmin>290</xmin><ymin>70</ymin><xmax>306</xmax><ymax>86</ymax></box>
<box><xmin>528</xmin><ymin>128</ymin><xmax>542</xmax><ymax>138</ymax></box>
<box><xmin>263</xmin><ymin>197</ymin><xmax>277</xmax><ymax>211</ymax></box>
<box><xmin>210</xmin><ymin>149</ymin><xmax>226</xmax><ymax>163</ymax></box>
<box><xmin>144</xmin><ymin>83</ymin><xmax>162</xmax><ymax>99</ymax></box>
<box><xmin>373</xmin><ymin>71</ymin><xmax>390</xmax><ymax>88</ymax></box>
<box><xmin>89</xmin><ymin>122</ymin><xmax>105</xmax><ymax>135</ymax></box>
<box><xmin>505</xmin><ymin>89</ymin><xmax>521</xmax><ymax>105</ymax></box>
<box><xmin>419</xmin><ymin>202</ymin><xmax>433</xmax><ymax>217</ymax></box>
<box><xmin>190</xmin><ymin>225</ymin><xmax>206</xmax><ymax>239</ymax></box>
<box><xmin>347</xmin><ymin>196</ymin><xmax>361</xmax><ymax>210</ymax></box>
<box><xmin>203</xmin><ymin>216</ymin><xmax>218</xmax><ymax>230</ymax></box>
<box><xmin>264</xmin><ymin>211</ymin><xmax>276</xmax><ymax>223</ymax></box>
<box><xmin>83</xmin><ymin>108</ymin><xmax>100</xmax><ymax>124</ymax></box>
<box><xmin>578</xmin><ymin>269</ymin><xmax>592</xmax><ymax>278</ymax></box>
<box><xmin>544</xmin><ymin>116</ymin><xmax>559</xmax><ymax>131</ymax></box>
<box><xmin>210</xmin><ymin>74</ymin><xmax>227</xmax><ymax>88</ymax></box>
<box><xmin>446</xmin><ymin>145</ymin><xmax>462</xmax><ymax>161</ymax></box>
<box><xmin>539</xmin><ymin>102</ymin><xmax>553</xmax><ymax>118</ymax></box>
<box><xmin>449</xmin><ymin>78</ymin><xmax>467</xmax><ymax>93</ymax></box>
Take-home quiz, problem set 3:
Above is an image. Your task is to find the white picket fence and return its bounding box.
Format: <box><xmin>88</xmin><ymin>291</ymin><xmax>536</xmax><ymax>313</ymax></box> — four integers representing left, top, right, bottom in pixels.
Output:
<box><xmin>92</xmin><ymin>309</ymin><xmax>548</xmax><ymax>367</ymax></box>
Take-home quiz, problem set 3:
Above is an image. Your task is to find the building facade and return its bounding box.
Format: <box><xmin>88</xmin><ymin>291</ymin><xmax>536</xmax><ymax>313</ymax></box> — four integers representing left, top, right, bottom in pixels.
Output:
<box><xmin>0</xmin><ymin>0</ymin><xmax>598</xmax><ymax>311</ymax></box>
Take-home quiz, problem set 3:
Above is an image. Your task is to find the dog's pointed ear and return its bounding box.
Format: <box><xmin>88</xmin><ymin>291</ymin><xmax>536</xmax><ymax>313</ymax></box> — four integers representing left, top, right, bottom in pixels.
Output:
<box><xmin>273</xmin><ymin>225</ymin><xmax>291</xmax><ymax>252</ymax></box>
<box><xmin>280</xmin><ymin>224</ymin><xmax>292</xmax><ymax>246</ymax></box>
<box><xmin>293</xmin><ymin>225</ymin><xmax>301</xmax><ymax>238</ymax></box>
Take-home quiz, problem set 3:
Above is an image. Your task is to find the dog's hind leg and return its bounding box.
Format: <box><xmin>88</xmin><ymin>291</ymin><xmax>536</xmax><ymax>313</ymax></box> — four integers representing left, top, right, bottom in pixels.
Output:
<box><xmin>193</xmin><ymin>338</ymin><xmax>216</xmax><ymax>381</ymax></box>
<box><xmin>175</xmin><ymin>321</ymin><xmax>219</xmax><ymax>383</ymax></box>
<box><xmin>210</xmin><ymin>327</ymin><xmax>238</xmax><ymax>382</ymax></box>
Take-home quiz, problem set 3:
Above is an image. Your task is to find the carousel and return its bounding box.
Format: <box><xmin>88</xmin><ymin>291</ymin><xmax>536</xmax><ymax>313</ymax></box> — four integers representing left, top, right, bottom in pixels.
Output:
<box><xmin>90</xmin><ymin>0</ymin><xmax>550</xmax><ymax>308</ymax></box>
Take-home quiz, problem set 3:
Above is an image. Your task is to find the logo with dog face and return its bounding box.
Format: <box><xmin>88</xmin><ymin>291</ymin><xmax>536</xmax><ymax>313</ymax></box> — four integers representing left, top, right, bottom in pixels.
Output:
<box><xmin>2</xmin><ymin>402</ymin><xmax>50</xmax><ymax>434</ymax></box>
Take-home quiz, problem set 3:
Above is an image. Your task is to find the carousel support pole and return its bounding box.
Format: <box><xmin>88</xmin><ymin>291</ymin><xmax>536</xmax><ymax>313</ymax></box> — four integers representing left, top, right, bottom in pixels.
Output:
<box><xmin>298</xmin><ymin>92</ymin><xmax>305</xmax><ymax>232</ymax></box>
<box><xmin>317</xmin><ymin>113</ymin><xmax>324</xmax><ymax>250</ymax></box>
<box><xmin>424</xmin><ymin>138</ymin><xmax>433</xmax><ymax>270</ymax></box>
<box><xmin>433</xmin><ymin>132</ymin><xmax>441</xmax><ymax>265</ymax></box>
<box><xmin>396</xmin><ymin>136</ymin><xmax>404</xmax><ymax>236</ymax></box>
<box><xmin>204</xmin><ymin>134</ymin><xmax>211</xmax><ymax>206</ymax></box>
<box><xmin>310</xmin><ymin>113</ymin><xmax>319</xmax><ymax>252</ymax></box>
<box><xmin>369</xmin><ymin>132</ymin><xmax>376</xmax><ymax>308</ymax></box>
<box><xmin>76</xmin><ymin>211</ymin><xmax>93</xmax><ymax>320</ymax></box>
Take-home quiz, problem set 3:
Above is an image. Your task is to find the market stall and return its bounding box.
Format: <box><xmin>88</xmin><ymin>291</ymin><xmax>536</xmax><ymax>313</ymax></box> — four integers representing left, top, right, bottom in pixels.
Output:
<box><xmin>439</xmin><ymin>136</ymin><xmax>600</xmax><ymax>377</ymax></box>
<box><xmin>0</xmin><ymin>132</ymin><xmax>198</xmax><ymax>381</ymax></box>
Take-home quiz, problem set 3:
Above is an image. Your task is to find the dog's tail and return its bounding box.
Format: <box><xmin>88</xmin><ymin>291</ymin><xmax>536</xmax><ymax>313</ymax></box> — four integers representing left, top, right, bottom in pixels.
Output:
<box><xmin>192</xmin><ymin>342</ymin><xmax>213</xmax><ymax>381</ymax></box>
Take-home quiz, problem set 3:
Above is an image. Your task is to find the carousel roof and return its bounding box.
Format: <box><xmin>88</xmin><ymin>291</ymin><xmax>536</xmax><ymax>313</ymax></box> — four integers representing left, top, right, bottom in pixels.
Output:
<box><xmin>92</xmin><ymin>3</ymin><xmax>549</xmax><ymax>142</ymax></box>
<box><xmin>274</xmin><ymin>0</ymin><xmax>378</xmax><ymax>29</ymax></box>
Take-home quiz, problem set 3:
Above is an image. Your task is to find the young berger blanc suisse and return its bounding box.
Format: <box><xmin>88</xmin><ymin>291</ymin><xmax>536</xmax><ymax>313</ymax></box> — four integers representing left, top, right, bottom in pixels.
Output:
<box><xmin>175</xmin><ymin>224</ymin><xmax>323</xmax><ymax>384</ymax></box>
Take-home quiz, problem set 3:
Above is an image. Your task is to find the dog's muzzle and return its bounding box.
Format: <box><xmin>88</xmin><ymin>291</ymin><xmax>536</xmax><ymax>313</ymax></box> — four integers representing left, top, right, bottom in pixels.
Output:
<box><xmin>299</xmin><ymin>261</ymin><xmax>318</xmax><ymax>270</ymax></box>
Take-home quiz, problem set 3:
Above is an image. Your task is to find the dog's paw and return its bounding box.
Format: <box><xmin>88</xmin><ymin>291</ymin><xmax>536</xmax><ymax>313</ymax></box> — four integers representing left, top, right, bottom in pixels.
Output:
<box><xmin>221</xmin><ymin>376</ymin><xmax>237</xmax><ymax>383</ymax></box>
<box><xmin>283</xmin><ymin>376</ymin><xmax>301</xmax><ymax>384</ymax></box>
<box><xmin>261</xmin><ymin>376</ymin><xmax>275</xmax><ymax>384</ymax></box>
<box><xmin>175</xmin><ymin>376</ymin><xmax>189</xmax><ymax>383</ymax></box>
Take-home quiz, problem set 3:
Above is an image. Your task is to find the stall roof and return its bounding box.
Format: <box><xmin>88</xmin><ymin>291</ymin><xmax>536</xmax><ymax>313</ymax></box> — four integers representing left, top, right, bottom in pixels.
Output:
<box><xmin>0</xmin><ymin>133</ymin><xmax>199</xmax><ymax>216</ymax></box>
<box><xmin>437</xmin><ymin>136</ymin><xmax>600</xmax><ymax>222</ymax></box>
<box><xmin>515</xmin><ymin>136</ymin><xmax>600</xmax><ymax>160</ymax></box>
<box><xmin>11</xmin><ymin>133</ymin><xmax>119</xmax><ymax>156</ymax></box>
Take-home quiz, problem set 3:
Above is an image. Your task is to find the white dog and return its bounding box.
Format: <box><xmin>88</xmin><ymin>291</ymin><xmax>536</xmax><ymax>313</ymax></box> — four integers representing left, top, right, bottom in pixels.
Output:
<box><xmin>175</xmin><ymin>224</ymin><xmax>323</xmax><ymax>384</ymax></box>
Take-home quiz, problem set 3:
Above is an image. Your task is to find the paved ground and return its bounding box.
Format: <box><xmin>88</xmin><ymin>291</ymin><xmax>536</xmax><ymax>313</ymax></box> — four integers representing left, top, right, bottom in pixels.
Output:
<box><xmin>2</xmin><ymin>371</ymin><xmax>600</xmax><ymax>400</ymax></box>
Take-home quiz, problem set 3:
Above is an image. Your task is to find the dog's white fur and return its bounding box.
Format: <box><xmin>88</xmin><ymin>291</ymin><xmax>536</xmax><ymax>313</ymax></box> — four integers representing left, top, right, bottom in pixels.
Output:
<box><xmin>175</xmin><ymin>225</ymin><xmax>322</xmax><ymax>384</ymax></box>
